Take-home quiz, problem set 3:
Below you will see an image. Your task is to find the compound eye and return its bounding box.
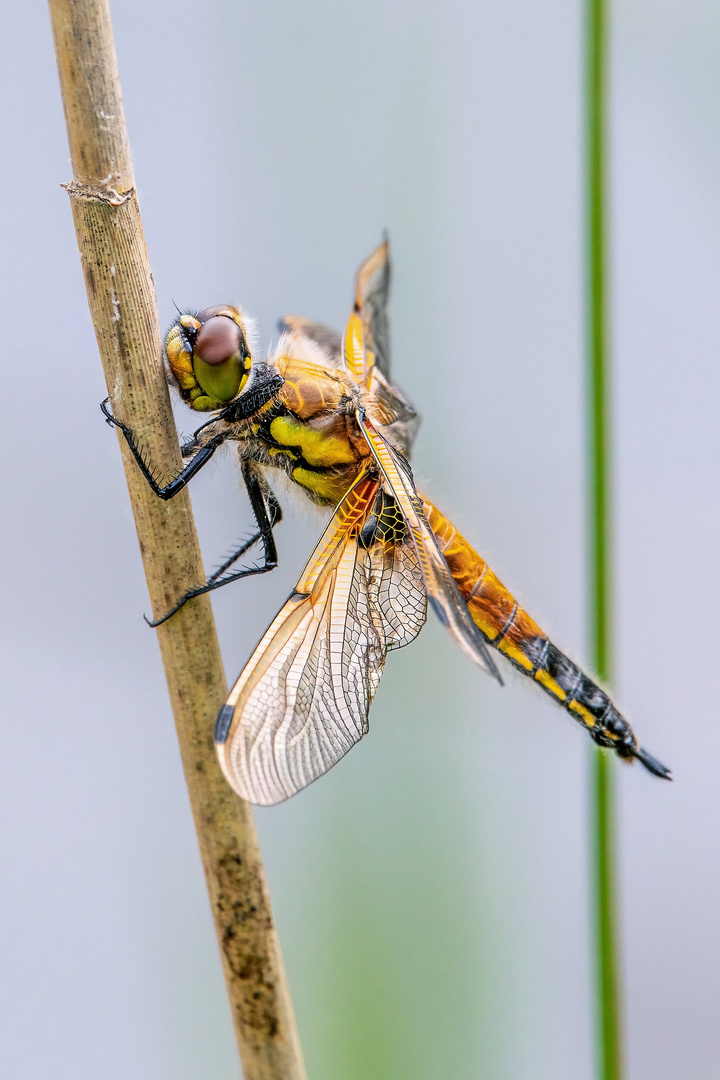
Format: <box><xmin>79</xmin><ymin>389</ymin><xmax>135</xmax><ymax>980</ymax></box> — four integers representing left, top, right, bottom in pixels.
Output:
<box><xmin>195</xmin><ymin>316</ymin><xmax>241</xmax><ymax>366</ymax></box>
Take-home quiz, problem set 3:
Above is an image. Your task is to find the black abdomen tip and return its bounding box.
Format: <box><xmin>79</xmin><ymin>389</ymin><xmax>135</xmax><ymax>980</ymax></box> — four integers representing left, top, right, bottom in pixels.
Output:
<box><xmin>214</xmin><ymin>703</ymin><xmax>235</xmax><ymax>744</ymax></box>
<box><xmin>635</xmin><ymin>745</ymin><xmax>672</xmax><ymax>780</ymax></box>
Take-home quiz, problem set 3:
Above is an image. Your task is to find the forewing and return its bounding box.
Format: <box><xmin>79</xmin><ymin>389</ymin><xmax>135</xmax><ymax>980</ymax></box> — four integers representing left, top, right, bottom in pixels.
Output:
<box><xmin>215</xmin><ymin>476</ymin><xmax>427</xmax><ymax>805</ymax></box>
<box><xmin>355</xmin><ymin>238</ymin><xmax>392</xmax><ymax>378</ymax></box>
<box><xmin>358</xmin><ymin>411</ymin><xmax>503</xmax><ymax>684</ymax></box>
<box><xmin>280</xmin><ymin>241</ymin><xmax>392</xmax><ymax>379</ymax></box>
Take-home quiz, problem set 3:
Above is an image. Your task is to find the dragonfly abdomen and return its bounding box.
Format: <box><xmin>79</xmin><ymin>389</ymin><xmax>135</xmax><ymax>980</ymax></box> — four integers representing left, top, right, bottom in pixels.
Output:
<box><xmin>422</xmin><ymin>498</ymin><xmax>653</xmax><ymax>767</ymax></box>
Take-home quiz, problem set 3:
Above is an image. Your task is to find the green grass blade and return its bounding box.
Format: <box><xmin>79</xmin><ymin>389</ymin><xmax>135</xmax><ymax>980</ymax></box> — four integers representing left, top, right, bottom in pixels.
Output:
<box><xmin>585</xmin><ymin>0</ymin><xmax>624</xmax><ymax>1077</ymax></box>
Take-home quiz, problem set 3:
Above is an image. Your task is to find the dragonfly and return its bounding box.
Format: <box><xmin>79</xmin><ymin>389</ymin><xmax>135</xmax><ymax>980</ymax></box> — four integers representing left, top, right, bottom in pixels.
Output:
<box><xmin>103</xmin><ymin>240</ymin><xmax>670</xmax><ymax>805</ymax></box>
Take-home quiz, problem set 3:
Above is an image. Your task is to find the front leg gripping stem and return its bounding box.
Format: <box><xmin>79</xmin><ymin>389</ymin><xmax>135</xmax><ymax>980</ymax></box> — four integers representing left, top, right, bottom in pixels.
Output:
<box><xmin>101</xmin><ymin>397</ymin><xmax>224</xmax><ymax>499</ymax></box>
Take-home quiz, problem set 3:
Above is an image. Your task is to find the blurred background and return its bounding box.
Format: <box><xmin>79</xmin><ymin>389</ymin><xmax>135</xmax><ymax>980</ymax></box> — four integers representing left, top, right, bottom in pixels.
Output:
<box><xmin>2</xmin><ymin>1</ymin><xmax>718</xmax><ymax>1077</ymax></box>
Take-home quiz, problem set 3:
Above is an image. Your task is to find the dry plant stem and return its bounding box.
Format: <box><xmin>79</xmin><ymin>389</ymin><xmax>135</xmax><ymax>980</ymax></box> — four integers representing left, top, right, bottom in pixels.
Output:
<box><xmin>48</xmin><ymin>2</ymin><xmax>306</xmax><ymax>1077</ymax></box>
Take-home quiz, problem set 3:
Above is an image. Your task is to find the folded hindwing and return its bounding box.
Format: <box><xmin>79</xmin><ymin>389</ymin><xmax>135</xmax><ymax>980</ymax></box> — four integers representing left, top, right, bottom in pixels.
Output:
<box><xmin>216</xmin><ymin>479</ymin><xmax>426</xmax><ymax>805</ymax></box>
<box><xmin>357</xmin><ymin>412</ymin><xmax>503</xmax><ymax>684</ymax></box>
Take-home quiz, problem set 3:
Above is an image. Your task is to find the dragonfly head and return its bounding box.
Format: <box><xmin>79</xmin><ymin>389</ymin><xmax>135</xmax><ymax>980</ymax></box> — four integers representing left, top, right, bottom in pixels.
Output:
<box><xmin>165</xmin><ymin>305</ymin><xmax>253</xmax><ymax>411</ymax></box>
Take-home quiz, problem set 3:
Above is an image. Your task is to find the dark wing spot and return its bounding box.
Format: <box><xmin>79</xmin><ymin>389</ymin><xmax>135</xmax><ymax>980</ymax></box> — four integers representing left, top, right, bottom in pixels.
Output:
<box><xmin>215</xmin><ymin>704</ymin><xmax>235</xmax><ymax>744</ymax></box>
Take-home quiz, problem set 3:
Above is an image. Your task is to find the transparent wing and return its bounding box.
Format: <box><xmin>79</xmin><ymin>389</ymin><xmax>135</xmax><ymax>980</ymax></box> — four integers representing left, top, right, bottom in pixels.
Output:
<box><xmin>357</xmin><ymin>410</ymin><xmax>503</xmax><ymax>685</ymax></box>
<box><xmin>354</xmin><ymin>237</ymin><xmax>392</xmax><ymax>378</ymax></box>
<box><xmin>344</xmin><ymin>238</ymin><xmax>392</xmax><ymax>387</ymax></box>
<box><xmin>280</xmin><ymin>242</ymin><xmax>419</xmax><ymax>456</ymax></box>
<box><xmin>280</xmin><ymin>240</ymin><xmax>393</xmax><ymax>381</ymax></box>
<box><xmin>215</xmin><ymin>475</ymin><xmax>427</xmax><ymax>805</ymax></box>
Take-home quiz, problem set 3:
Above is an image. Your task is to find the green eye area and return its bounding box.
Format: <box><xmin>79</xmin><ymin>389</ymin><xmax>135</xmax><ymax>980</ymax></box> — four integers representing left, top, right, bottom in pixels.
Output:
<box><xmin>193</xmin><ymin>316</ymin><xmax>243</xmax><ymax>402</ymax></box>
<box><xmin>165</xmin><ymin>305</ymin><xmax>251</xmax><ymax>411</ymax></box>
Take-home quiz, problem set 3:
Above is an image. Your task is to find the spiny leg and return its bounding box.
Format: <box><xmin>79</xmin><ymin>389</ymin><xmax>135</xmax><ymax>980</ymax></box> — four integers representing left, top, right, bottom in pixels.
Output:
<box><xmin>100</xmin><ymin>367</ymin><xmax>283</xmax><ymax>498</ymax></box>
<box><xmin>205</xmin><ymin>532</ymin><xmax>266</xmax><ymax>586</ymax></box>
<box><xmin>146</xmin><ymin>463</ymin><xmax>283</xmax><ymax>627</ymax></box>
<box><xmin>205</xmin><ymin>486</ymin><xmax>283</xmax><ymax>586</ymax></box>
<box><xmin>101</xmin><ymin>398</ymin><xmax>227</xmax><ymax>499</ymax></box>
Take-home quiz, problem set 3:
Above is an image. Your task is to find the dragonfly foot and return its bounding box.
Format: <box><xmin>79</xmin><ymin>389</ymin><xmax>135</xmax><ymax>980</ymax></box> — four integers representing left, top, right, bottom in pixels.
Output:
<box><xmin>100</xmin><ymin>397</ymin><xmax>127</xmax><ymax>431</ymax></box>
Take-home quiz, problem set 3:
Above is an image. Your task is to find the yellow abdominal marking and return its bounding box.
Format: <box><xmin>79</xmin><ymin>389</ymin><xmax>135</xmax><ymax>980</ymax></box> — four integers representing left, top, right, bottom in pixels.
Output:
<box><xmin>497</xmin><ymin>638</ymin><xmax>534</xmax><ymax>672</ymax></box>
<box><xmin>269</xmin><ymin>415</ymin><xmax>356</xmax><ymax>467</ymax></box>
<box><xmin>567</xmin><ymin>700</ymin><xmax>599</xmax><ymax>729</ymax></box>
<box><xmin>533</xmin><ymin>668</ymin><xmax>566</xmax><ymax>701</ymax></box>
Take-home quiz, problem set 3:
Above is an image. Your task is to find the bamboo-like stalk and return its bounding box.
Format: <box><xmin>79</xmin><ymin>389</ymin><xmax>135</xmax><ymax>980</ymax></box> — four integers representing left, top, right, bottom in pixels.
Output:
<box><xmin>585</xmin><ymin>0</ymin><xmax>623</xmax><ymax>1077</ymax></box>
<box><xmin>47</xmin><ymin>3</ymin><xmax>306</xmax><ymax>1077</ymax></box>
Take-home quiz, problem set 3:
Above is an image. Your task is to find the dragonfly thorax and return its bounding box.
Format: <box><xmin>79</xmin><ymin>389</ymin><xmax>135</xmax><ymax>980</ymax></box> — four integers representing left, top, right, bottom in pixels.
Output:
<box><xmin>235</xmin><ymin>351</ymin><xmax>369</xmax><ymax>506</ymax></box>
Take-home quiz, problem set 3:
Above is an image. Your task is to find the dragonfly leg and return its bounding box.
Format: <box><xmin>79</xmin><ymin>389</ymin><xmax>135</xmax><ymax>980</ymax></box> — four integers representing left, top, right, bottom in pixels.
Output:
<box><xmin>101</xmin><ymin>398</ymin><xmax>227</xmax><ymax>499</ymax></box>
<box><xmin>145</xmin><ymin>463</ymin><xmax>282</xmax><ymax>627</ymax></box>
<box><xmin>206</xmin><ymin>477</ymin><xmax>283</xmax><ymax>586</ymax></box>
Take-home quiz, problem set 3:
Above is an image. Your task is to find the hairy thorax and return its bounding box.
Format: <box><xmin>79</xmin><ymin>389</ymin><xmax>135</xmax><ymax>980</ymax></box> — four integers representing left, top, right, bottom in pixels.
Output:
<box><xmin>231</xmin><ymin>355</ymin><xmax>371</xmax><ymax>506</ymax></box>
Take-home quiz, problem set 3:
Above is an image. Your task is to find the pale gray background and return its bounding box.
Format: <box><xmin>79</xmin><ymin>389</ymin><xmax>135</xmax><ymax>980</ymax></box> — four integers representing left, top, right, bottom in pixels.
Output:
<box><xmin>2</xmin><ymin>2</ymin><xmax>718</xmax><ymax>1077</ymax></box>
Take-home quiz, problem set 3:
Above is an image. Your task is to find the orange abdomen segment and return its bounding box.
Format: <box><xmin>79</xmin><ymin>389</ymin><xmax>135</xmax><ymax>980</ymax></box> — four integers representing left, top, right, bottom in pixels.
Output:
<box><xmin>423</xmin><ymin>499</ymin><xmax>543</xmax><ymax>669</ymax></box>
<box><xmin>422</xmin><ymin>497</ymin><xmax>641</xmax><ymax>760</ymax></box>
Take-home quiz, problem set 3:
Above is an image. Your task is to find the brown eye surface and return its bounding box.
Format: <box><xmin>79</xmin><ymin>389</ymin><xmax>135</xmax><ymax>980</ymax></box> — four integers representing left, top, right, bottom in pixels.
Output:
<box><xmin>195</xmin><ymin>316</ymin><xmax>241</xmax><ymax>366</ymax></box>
